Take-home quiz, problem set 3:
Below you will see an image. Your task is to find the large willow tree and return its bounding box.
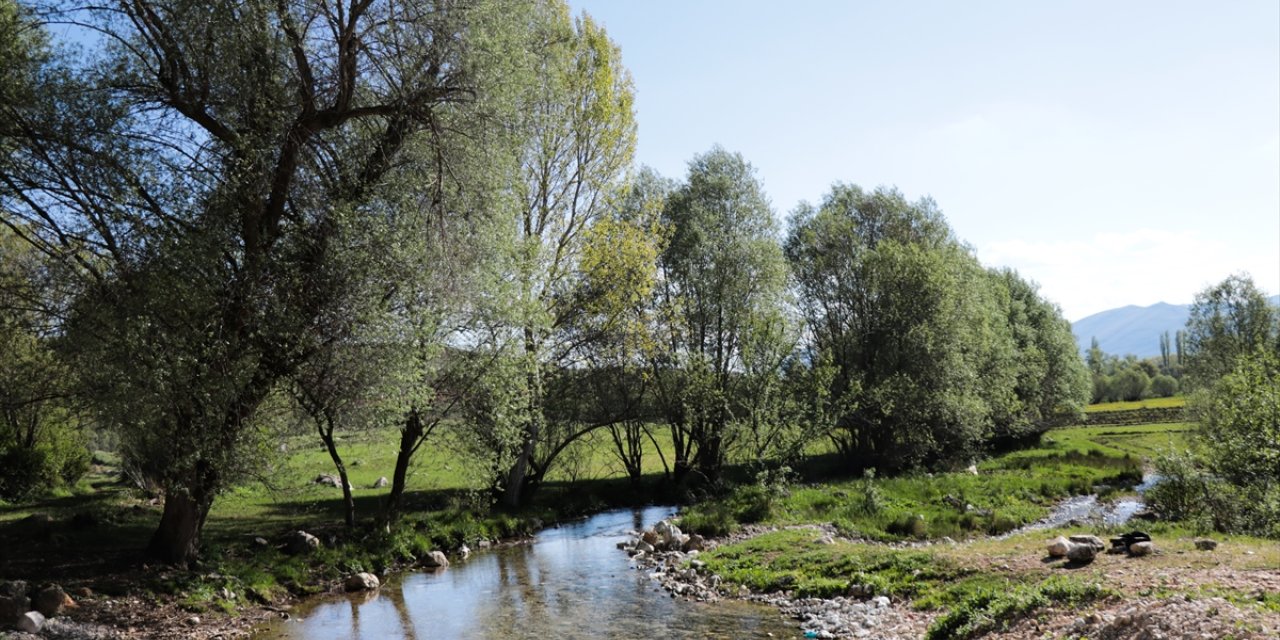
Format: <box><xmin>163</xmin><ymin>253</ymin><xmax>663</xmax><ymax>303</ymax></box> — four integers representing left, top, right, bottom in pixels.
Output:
<box><xmin>785</xmin><ymin>185</ymin><xmax>1086</xmax><ymax>470</ymax></box>
<box><xmin>0</xmin><ymin>0</ymin><xmax>541</xmax><ymax>565</ymax></box>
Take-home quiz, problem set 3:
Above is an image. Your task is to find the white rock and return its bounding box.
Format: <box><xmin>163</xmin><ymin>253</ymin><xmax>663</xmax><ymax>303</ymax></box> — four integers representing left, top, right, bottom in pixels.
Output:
<box><xmin>17</xmin><ymin>611</ymin><xmax>45</xmax><ymax>633</ymax></box>
<box><xmin>1047</xmin><ymin>536</ymin><xmax>1072</xmax><ymax>558</ymax></box>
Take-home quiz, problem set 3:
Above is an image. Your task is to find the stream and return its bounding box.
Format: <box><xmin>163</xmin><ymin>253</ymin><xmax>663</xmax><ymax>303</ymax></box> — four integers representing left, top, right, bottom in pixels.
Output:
<box><xmin>252</xmin><ymin>506</ymin><xmax>796</xmax><ymax>640</ymax></box>
<box><xmin>1012</xmin><ymin>473</ymin><xmax>1161</xmax><ymax>534</ymax></box>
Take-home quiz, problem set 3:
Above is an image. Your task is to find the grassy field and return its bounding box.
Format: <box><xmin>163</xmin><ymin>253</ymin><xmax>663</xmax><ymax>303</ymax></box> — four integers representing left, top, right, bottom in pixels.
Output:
<box><xmin>1085</xmin><ymin>396</ymin><xmax>1186</xmax><ymax>412</ymax></box>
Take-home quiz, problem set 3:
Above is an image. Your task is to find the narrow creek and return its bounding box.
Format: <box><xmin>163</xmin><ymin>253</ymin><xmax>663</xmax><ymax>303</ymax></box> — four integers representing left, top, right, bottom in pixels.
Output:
<box><xmin>1011</xmin><ymin>473</ymin><xmax>1161</xmax><ymax>535</ymax></box>
<box><xmin>252</xmin><ymin>506</ymin><xmax>796</xmax><ymax>640</ymax></box>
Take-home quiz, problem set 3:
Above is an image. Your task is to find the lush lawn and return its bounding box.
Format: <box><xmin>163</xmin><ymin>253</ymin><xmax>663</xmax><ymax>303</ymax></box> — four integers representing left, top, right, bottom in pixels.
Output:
<box><xmin>1085</xmin><ymin>396</ymin><xmax>1186</xmax><ymax>412</ymax></box>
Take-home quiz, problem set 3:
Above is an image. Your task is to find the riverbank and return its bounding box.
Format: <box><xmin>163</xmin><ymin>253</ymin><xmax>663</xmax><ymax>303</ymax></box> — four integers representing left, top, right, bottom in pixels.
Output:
<box><xmin>627</xmin><ymin>517</ymin><xmax>1279</xmax><ymax>639</ymax></box>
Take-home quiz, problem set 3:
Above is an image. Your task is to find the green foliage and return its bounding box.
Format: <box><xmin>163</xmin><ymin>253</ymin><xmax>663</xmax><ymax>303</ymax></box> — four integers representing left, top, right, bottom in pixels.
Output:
<box><xmin>1149</xmin><ymin>373</ymin><xmax>1179</xmax><ymax>398</ymax></box>
<box><xmin>785</xmin><ymin>185</ymin><xmax>1088</xmax><ymax>471</ymax></box>
<box><xmin>925</xmin><ymin>577</ymin><xmax>1112</xmax><ymax>640</ymax></box>
<box><xmin>1184</xmin><ymin>273</ymin><xmax>1278</xmax><ymax>389</ymax></box>
<box><xmin>651</xmin><ymin>147</ymin><xmax>793</xmax><ymax>480</ymax></box>
<box><xmin>1150</xmin><ymin>349</ymin><xmax>1280</xmax><ymax>537</ymax></box>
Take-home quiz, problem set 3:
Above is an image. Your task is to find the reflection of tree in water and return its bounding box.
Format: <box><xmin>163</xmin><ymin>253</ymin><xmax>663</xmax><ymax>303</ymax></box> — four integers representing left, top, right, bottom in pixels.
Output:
<box><xmin>261</xmin><ymin>508</ymin><xmax>794</xmax><ymax>639</ymax></box>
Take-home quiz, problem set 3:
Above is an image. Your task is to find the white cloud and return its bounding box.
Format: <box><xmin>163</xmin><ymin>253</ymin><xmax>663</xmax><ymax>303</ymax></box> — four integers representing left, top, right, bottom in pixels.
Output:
<box><xmin>979</xmin><ymin>228</ymin><xmax>1280</xmax><ymax>321</ymax></box>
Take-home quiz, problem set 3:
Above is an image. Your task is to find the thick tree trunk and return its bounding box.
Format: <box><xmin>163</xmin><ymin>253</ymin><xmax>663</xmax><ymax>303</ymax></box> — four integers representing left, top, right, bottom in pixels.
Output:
<box><xmin>147</xmin><ymin>489</ymin><xmax>212</xmax><ymax>567</ymax></box>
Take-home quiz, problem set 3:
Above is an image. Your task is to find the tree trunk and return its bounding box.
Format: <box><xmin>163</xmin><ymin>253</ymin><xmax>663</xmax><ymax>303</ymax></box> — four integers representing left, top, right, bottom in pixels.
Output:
<box><xmin>384</xmin><ymin>409</ymin><xmax>423</xmax><ymax>524</ymax></box>
<box><xmin>320</xmin><ymin>429</ymin><xmax>355</xmax><ymax>527</ymax></box>
<box><xmin>147</xmin><ymin>489</ymin><xmax>212</xmax><ymax>567</ymax></box>
<box><xmin>503</xmin><ymin>329</ymin><xmax>542</xmax><ymax>509</ymax></box>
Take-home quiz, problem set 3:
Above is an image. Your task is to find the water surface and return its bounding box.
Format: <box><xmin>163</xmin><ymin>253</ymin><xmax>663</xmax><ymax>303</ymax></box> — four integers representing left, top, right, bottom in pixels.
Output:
<box><xmin>255</xmin><ymin>506</ymin><xmax>796</xmax><ymax>640</ymax></box>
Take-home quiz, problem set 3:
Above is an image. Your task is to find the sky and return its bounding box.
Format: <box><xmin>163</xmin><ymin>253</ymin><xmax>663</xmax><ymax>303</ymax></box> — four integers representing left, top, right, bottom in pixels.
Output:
<box><xmin>567</xmin><ymin>0</ymin><xmax>1280</xmax><ymax>321</ymax></box>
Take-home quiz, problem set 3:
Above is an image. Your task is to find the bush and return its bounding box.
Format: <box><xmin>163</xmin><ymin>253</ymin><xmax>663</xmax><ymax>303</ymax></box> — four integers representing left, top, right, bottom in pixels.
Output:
<box><xmin>1149</xmin><ymin>374</ymin><xmax>1179</xmax><ymax>398</ymax></box>
<box><xmin>0</xmin><ymin>447</ymin><xmax>49</xmax><ymax>500</ymax></box>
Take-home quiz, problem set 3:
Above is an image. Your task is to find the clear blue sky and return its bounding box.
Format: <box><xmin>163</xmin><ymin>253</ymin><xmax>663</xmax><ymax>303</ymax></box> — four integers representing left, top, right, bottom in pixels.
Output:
<box><xmin>568</xmin><ymin>0</ymin><xmax>1280</xmax><ymax>321</ymax></box>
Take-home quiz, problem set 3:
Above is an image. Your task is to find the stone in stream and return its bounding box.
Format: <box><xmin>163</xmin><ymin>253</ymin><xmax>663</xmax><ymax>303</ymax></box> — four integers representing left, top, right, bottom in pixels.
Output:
<box><xmin>344</xmin><ymin>573</ymin><xmax>380</xmax><ymax>592</ymax></box>
<box><xmin>421</xmin><ymin>550</ymin><xmax>449</xmax><ymax>568</ymax></box>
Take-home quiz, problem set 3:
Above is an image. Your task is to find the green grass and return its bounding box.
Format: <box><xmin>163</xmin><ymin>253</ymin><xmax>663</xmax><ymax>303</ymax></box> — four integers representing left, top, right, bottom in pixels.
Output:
<box><xmin>1034</xmin><ymin>422</ymin><xmax>1194</xmax><ymax>460</ymax></box>
<box><xmin>696</xmin><ymin>528</ymin><xmax>1114</xmax><ymax>638</ymax></box>
<box><xmin>680</xmin><ymin>424</ymin><xmax>1199</xmax><ymax>542</ymax></box>
<box><xmin>1085</xmin><ymin>396</ymin><xmax>1186</xmax><ymax>412</ymax></box>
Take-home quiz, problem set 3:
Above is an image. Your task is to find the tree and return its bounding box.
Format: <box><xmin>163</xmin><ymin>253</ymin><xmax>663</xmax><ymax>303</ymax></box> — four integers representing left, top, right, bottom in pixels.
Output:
<box><xmin>1195</xmin><ymin>348</ymin><xmax>1279</xmax><ymax>491</ymax></box>
<box><xmin>1184</xmin><ymin>273</ymin><xmax>1276</xmax><ymax>389</ymax></box>
<box><xmin>0</xmin><ymin>227</ymin><xmax>88</xmax><ymax>499</ymax></box>
<box><xmin>469</xmin><ymin>8</ymin><xmax>639</xmax><ymax>508</ymax></box>
<box><xmin>1160</xmin><ymin>331</ymin><xmax>1171</xmax><ymax>370</ymax></box>
<box><xmin>2</xmin><ymin>0</ymin><xmax>541</xmax><ymax>565</ymax></box>
<box><xmin>988</xmin><ymin>268</ymin><xmax>1090</xmax><ymax>437</ymax></box>
<box><xmin>650</xmin><ymin>147</ymin><xmax>791</xmax><ymax>482</ymax></box>
<box><xmin>787</xmin><ymin>185</ymin><xmax>990</xmax><ymax>469</ymax></box>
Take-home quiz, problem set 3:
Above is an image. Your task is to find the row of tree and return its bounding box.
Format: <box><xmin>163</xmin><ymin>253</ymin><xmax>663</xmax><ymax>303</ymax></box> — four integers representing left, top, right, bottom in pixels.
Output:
<box><xmin>0</xmin><ymin>0</ymin><xmax>1095</xmax><ymax>565</ymax></box>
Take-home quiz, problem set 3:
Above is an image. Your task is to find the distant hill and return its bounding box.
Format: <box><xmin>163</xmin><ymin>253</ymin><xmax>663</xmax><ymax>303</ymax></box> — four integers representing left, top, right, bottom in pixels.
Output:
<box><xmin>1072</xmin><ymin>295</ymin><xmax>1280</xmax><ymax>358</ymax></box>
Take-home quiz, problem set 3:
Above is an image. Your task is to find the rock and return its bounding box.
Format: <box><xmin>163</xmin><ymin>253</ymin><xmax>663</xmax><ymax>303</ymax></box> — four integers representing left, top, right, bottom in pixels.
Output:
<box><xmin>966</xmin><ymin>464</ymin><xmax>979</xmax><ymax>475</ymax></box>
<box><xmin>72</xmin><ymin>587</ymin><xmax>92</xmax><ymax>598</ymax></box>
<box><xmin>1047</xmin><ymin>536</ymin><xmax>1072</xmax><ymax>558</ymax></box>
<box><xmin>635</xmin><ymin>540</ymin><xmax>655</xmax><ymax>553</ymax></box>
<box><xmin>33</xmin><ymin>584</ymin><xmax>68</xmax><ymax>618</ymax></box>
<box><xmin>372</xmin><ymin>476</ymin><xmax>389</xmax><ymax>489</ymax></box>
<box><xmin>1069</xmin><ymin>535</ymin><xmax>1106</xmax><ymax>552</ymax></box>
<box><xmin>1194</xmin><ymin>538</ymin><xmax>1218</xmax><ymax>551</ymax></box>
<box><xmin>421</xmin><ymin>551</ymin><xmax>449</xmax><ymax>568</ymax></box>
<box><xmin>285</xmin><ymin>530</ymin><xmax>321</xmax><ymax>555</ymax></box>
<box><xmin>1067</xmin><ymin>542</ymin><xmax>1097</xmax><ymax>563</ymax></box>
<box><xmin>641</xmin><ymin>530</ymin><xmax>658</xmax><ymax>546</ymax></box>
<box><xmin>16</xmin><ymin>611</ymin><xmax>44</xmax><ymax>634</ymax></box>
<box><xmin>684</xmin><ymin>534</ymin><xmax>705</xmax><ymax>552</ymax></box>
<box><xmin>0</xmin><ymin>581</ymin><xmax>27</xmax><ymax>599</ymax></box>
<box><xmin>1128</xmin><ymin>541</ymin><xmax>1154</xmax><ymax>556</ymax></box>
<box><xmin>253</xmin><ymin>536</ymin><xmax>270</xmax><ymax>547</ymax></box>
<box><xmin>313</xmin><ymin>473</ymin><xmax>342</xmax><ymax>487</ymax></box>
<box><xmin>344</xmin><ymin>572</ymin><xmax>380</xmax><ymax>592</ymax></box>
<box><xmin>0</xmin><ymin>594</ymin><xmax>29</xmax><ymax>627</ymax></box>
<box><xmin>185</xmin><ymin>615</ymin><xmax>200</xmax><ymax>626</ymax></box>
<box><xmin>873</xmin><ymin>595</ymin><xmax>891</xmax><ymax>608</ymax></box>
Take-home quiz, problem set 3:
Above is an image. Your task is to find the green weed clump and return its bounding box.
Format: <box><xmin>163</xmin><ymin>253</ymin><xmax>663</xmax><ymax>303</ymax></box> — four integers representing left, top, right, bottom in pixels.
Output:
<box><xmin>924</xmin><ymin>577</ymin><xmax>1113</xmax><ymax>640</ymax></box>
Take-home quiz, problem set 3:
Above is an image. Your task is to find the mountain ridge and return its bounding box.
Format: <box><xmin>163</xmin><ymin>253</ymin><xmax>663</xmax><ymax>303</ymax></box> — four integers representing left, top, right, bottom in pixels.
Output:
<box><xmin>1072</xmin><ymin>295</ymin><xmax>1280</xmax><ymax>357</ymax></box>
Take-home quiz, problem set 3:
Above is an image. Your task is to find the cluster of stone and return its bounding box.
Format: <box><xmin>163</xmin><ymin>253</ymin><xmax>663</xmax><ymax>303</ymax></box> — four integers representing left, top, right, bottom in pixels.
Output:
<box><xmin>1046</xmin><ymin>531</ymin><xmax>1156</xmax><ymax>562</ymax></box>
<box><xmin>0</xmin><ymin>581</ymin><xmax>75</xmax><ymax>634</ymax></box>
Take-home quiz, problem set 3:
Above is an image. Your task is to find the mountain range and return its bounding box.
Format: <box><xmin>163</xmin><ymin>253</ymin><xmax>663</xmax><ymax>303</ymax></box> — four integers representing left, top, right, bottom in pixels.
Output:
<box><xmin>1071</xmin><ymin>295</ymin><xmax>1280</xmax><ymax>358</ymax></box>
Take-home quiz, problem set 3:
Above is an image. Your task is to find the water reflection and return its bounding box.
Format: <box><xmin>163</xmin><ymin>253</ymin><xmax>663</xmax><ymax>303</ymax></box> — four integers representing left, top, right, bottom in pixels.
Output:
<box><xmin>255</xmin><ymin>506</ymin><xmax>795</xmax><ymax>640</ymax></box>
